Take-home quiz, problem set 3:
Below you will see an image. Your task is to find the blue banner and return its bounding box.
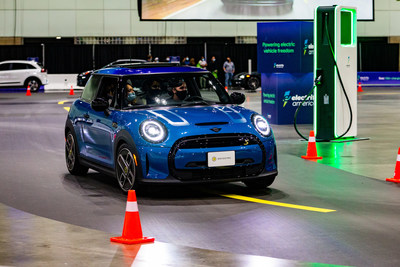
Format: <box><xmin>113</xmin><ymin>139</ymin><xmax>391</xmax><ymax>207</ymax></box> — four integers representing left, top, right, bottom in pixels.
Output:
<box><xmin>358</xmin><ymin>72</ymin><xmax>400</xmax><ymax>86</ymax></box>
<box><xmin>258</xmin><ymin>22</ymin><xmax>314</xmax><ymax>125</ymax></box>
<box><xmin>257</xmin><ymin>22</ymin><xmax>313</xmax><ymax>74</ymax></box>
<box><xmin>261</xmin><ymin>73</ymin><xmax>314</xmax><ymax>125</ymax></box>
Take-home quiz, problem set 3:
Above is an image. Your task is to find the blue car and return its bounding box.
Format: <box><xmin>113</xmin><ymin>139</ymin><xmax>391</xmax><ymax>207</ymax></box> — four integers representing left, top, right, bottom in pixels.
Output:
<box><xmin>65</xmin><ymin>64</ymin><xmax>277</xmax><ymax>192</ymax></box>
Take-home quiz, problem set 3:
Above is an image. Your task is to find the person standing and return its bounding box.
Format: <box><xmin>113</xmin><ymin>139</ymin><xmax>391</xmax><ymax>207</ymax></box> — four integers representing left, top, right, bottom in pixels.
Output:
<box><xmin>208</xmin><ymin>56</ymin><xmax>218</xmax><ymax>78</ymax></box>
<box><xmin>197</xmin><ymin>56</ymin><xmax>207</xmax><ymax>70</ymax></box>
<box><xmin>223</xmin><ymin>57</ymin><xmax>235</xmax><ymax>88</ymax></box>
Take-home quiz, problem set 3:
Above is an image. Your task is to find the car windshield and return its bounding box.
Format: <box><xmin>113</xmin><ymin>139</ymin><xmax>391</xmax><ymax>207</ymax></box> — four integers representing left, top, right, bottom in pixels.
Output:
<box><xmin>120</xmin><ymin>72</ymin><xmax>230</xmax><ymax>109</ymax></box>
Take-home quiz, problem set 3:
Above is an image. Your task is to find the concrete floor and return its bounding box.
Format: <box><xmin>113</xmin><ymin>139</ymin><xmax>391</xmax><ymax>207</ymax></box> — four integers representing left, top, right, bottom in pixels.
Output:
<box><xmin>0</xmin><ymin>87</ymin><xmax>400</xmax><ymax>266</ymax></box>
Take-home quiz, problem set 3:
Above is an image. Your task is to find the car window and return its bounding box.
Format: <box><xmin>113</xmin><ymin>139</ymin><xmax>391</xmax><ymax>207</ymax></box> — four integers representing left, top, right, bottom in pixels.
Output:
<box><xmin>120</xmin><ymin>73</ymin><xmax>230</xmax><ymax>109</ymax></box>
<box><xmin>81</xmin><ymin>75</ymin><xmax>101</xmax><ymax>102</ymax></box>
<box><xmin>0</xmin><ymin>63</ymin><xmax>11</xmax><ymax>71</ymax></box>
<box><xmin>25</xmin><ymin>64</ymin><xmax>36</xmax><ymax>69</ymax></box>
<box><xmin>11</xmin><ymin>63</ymin><xmax>29</xmax><ymax>70</ymax></box>
<box><xmin>96</xmin><ymin>76</ymin><xmax>119</xmax><ymax>108</ymax></box>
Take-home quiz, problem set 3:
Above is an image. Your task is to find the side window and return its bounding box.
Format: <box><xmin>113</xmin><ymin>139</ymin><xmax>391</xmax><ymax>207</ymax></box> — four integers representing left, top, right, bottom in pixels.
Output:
<box><xmin>0</xmin><ymin>63</ymin><xmax>11</xmax><ymax>71</ymax></box>
<box><xmin>81</xmin><ymin>75</ymin><xmax>101</xmax><ymax>102</ymax></box>
<box><xmin>97</xmin><ymin>76</ymin><xmax>119</xmax><ymax>108</ymax></box>
<box><xmin>11</xmin><ymin>63</ymin><xmax>27</xmax><ymax>70</ymax></box>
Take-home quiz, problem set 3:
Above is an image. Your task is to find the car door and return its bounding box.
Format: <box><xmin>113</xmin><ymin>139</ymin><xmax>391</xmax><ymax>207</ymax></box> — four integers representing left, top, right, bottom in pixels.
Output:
<box><xmin>72</xmin><ymin>75</ymin><xmax>102</xmax><ymax>158</ymax></box>
<box><xmin>9</xmin><ymin>63</ymin><xmax>31</xmax><ymax>85</ymax></box>
<box><xmin>0</xmin><ymin>63</ymin><xmax>13</xmax><ymax>86</ymax></box>
<box><xmin>84</xmin><ymin>76</ymin><xmax>120</xmax><ymax>168</ymax></box>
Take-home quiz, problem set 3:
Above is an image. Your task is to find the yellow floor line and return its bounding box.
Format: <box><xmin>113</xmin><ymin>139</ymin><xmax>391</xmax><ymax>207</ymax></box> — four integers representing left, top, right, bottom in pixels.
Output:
<box><xmin>220</xmin><ymin>194</ymin><xmax>336</xmax><ymax>213</ymax></box>
<box><xmin>64</xmin><ymin>107</ymin><xmax>70</xmax><ymax>112</ymax></box>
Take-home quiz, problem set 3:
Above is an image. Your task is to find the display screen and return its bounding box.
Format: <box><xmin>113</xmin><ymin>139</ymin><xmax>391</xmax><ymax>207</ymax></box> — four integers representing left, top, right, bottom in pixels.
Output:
<box><xmin>138</xmin><ymin>0</ymin><xmax>374</xmax><ymax>21</ymax></box>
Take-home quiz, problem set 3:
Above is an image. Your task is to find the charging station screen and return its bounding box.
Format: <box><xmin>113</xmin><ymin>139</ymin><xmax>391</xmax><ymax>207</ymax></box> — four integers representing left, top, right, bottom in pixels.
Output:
<box><xmin>139</xmin><ymin>0</ymin><xmax>373</xmax><ymax>21</ymax></box>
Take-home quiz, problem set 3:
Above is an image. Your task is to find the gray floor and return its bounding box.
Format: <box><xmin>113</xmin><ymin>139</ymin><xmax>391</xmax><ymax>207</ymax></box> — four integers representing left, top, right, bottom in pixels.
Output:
<box><xmin>0</xmin><ymin>87</ymin><xmax>400</xmax><ymax>266</ymax></box>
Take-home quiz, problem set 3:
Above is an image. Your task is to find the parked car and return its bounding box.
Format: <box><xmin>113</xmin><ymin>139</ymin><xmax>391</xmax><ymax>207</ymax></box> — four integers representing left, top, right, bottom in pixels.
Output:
<box><xmin>0</xmin><ymin>60</ymin><xmax>48</xmax><ymax>92</ymax></box>
<box><xmin>232</xmin><ymin>71</ymin><xmax>261</xmax><ymax>90</ymax></box>
<box><xmin>77</xmin><ymin>59</ymin><xmax>146</xmax><ymax>87</ymax></box>
<box><xmin>65</xmin><ymin>64</ymin><xmax>277</xmax><ymax>192</ymax></box>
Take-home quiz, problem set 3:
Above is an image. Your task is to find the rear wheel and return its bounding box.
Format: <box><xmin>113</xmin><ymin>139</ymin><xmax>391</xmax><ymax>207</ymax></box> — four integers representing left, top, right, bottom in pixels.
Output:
<box><xmin>243</xmin><ymin>176</ymin><xmax>276</xmax><ymax>189</ymax></box>
<box><xmin>24</xmin><ymin>77</ymin><xmax>41</xmax><ymax>92</ymax></box>
<box><xmin>65</xmin><ymin>131</ymin><xmax>89</xmax><ymax>175</ymax></box>
<box><xmin>115</xmin><ymin>143</ymin><xmax>138</xmax><ymax>192</ymax></box>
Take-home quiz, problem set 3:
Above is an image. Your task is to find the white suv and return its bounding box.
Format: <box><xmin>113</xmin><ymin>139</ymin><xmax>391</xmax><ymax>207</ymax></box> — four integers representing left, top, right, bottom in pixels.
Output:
<box><xmin>0</xmin><ymin>60</ymin><xmax>48</xmax><ymax>92</ymax></box>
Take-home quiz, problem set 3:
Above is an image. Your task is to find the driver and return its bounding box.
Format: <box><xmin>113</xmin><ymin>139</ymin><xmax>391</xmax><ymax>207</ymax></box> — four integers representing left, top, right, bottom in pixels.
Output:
<box><xmin>171</xmin><ymin>79</ymin><xmax>188</xmax><ymax>101</ymax></box>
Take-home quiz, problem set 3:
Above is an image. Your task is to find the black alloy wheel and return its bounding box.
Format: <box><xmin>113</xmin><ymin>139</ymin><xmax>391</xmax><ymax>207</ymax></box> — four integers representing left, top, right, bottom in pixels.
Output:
<box><xmin>115</xmin><ymin>143</ymin><xmax>137</xmax><ymax>192</ymax></box>
<box><xmin>65</xmin><ymin>131</ymin><xmax>89</xmax><ymax>175</ymax></box>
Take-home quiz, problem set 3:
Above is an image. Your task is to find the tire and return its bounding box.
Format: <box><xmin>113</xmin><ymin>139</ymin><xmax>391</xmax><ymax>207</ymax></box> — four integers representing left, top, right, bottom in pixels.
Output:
<box><xmin>243</xmin><ymin>176</ymin><xmax>276</xmax><ymax>189</ymax></box>
<box><xmin>24</xmin><ymin>77</ymin><xmax>41</xmax><ymax>93</ymax></box>
<box><xmin>115</xmin><ymin>143</ymin><xmax>139</xmax><ymax>192</ymax></box>
<box><xmin>65</xmin><ymin>131</ymin><xmax>89</xmax><ymax>175</ymax></box>
<box><xmin>247</xmin><ymin>77</ymin><xmax>260</xmax><ymax>90</ymax></box>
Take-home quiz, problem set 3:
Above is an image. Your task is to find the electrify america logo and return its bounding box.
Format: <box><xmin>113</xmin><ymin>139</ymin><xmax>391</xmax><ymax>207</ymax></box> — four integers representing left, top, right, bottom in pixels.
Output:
<box><xmin>303</xmin><ymin>39</ymin><xmax>314</xmax><ymax>56</ymax></box>
<box><xmin>283</xmin><ymin>91</ymin><xmax>314</xmax><ymax>107</ymax></box>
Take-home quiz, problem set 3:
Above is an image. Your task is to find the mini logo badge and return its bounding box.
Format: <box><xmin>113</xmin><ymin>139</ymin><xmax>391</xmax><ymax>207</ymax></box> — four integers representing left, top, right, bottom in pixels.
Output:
<box><xmin>211</xmin><ymin>127</ymin><xmax>221</xmax><ymax>132</ymax></box>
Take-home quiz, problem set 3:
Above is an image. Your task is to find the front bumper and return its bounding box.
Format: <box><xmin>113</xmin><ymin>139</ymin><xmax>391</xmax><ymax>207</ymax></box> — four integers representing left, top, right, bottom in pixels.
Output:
<box><xmin>137</xmin><ymin>133</ymin><xmax>277</xmax><ymax>184</ymax></box>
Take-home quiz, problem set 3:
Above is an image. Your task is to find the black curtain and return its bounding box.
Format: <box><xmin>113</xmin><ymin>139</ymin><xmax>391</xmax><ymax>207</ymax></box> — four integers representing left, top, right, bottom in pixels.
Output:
<box><xmin>359</xmin><ymin>43</ymin><xmax>399</xmax><ymax>71</ymax></box>
<box><xmin>95</xmin><ymin>44</ymin><xmax>148</xmax><ymax>68</ymax></box>
<box><xmin>45</xmin><ymin>44</ymin><xmax>93</xmax><ymax>74</ymax></box>
<box><xmin>1</xmin><ymin>39</ymin><xmax>398</xmax><ymax>74</ymax></box>
<box><xmin>0</xmin><ymin>45</ymin><xmax>42</xmax><ymax>63</ymax></box>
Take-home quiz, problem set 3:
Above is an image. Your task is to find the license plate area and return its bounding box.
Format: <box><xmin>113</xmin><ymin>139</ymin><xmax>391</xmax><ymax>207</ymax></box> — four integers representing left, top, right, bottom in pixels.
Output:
<box><xmin>207</xmin><ymin>151</ymin><xmax>235</xmax><ymax>167</ymax></box>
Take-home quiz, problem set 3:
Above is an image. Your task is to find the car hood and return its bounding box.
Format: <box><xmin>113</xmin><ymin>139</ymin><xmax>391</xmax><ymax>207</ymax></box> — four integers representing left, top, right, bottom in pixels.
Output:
<box><xmin>140</xmin><ymin>105</ymin><xmax>253</xmax><ymax>126</ymax></box>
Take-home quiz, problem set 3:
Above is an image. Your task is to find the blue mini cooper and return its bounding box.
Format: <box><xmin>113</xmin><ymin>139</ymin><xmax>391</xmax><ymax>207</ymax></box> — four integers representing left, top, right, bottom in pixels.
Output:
<box><xmin>65</xmin><ymin>63</ymin><xmax>277</xmax><ymax>192</ymax></box>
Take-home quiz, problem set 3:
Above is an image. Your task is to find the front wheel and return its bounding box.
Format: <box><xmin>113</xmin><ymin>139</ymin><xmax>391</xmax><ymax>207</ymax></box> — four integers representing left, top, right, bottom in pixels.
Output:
<box><xmin>65</xmin><ymin>131</ymin><xmax>89</xmax><ymax>175</ymax></box>
<box><xmin>243</xmin><ymin>176</ymin><xmax>276</xmax><ymax>189</ymax></box>
<box><xmin>115</xmin><ymin>143</ymin><xmax>138</xmax><ymax>192</ymax></box>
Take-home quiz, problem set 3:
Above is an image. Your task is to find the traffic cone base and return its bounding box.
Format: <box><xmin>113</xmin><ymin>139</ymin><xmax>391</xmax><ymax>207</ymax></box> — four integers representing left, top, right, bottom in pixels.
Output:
<box><xmin>110</xmin><ymin>236</ymin><xmax>155</xmax><ymax>245</ymax></box>
<box><xmin>386</xmin><ymin>178</ymin><xmax>400</xmax><ymax>183</ymax></box>
<box><xmin>301</xmin><ymin>155</ymin><xmax>323</xmax><ymax>160</ymax></box>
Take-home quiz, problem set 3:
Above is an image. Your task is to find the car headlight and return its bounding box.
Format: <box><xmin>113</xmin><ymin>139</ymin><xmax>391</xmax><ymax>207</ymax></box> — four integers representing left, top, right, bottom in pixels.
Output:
<box><xmin>239</xmin><ymin>75</ymin><xmax>245</xmax><ymax>79</ymax></box>
<box><xmin>252</xmin><ymin>114</ymin><xmax>271</xmax><ymax>137</ymax></box>
<box><xmin>140</xmin><ymin>119</ymin><xmax>167</xmax><ymax>143</ymax></box>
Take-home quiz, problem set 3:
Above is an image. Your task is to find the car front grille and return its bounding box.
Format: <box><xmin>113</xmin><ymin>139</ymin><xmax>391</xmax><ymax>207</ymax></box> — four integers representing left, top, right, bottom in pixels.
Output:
<box><xmin>168</xmin><ymin>134</ymin><xmax>266</xmax><ymax>181</ymax></box>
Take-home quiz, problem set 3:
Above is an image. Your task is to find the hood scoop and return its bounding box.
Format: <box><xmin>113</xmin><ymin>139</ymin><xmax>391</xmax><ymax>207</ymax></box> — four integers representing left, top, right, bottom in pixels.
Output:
<box><xmin>195</xmin><ymin>122</ymin><xmax>229</xmax><ymax>126</ymax></box>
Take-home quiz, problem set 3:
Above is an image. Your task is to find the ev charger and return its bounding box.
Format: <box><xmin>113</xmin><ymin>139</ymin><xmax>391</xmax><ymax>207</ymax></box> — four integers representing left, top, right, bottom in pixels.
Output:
<box><xmin>314</xmin><ymin>6</ymin><xmax>357</xmax><ymax>140</ymax></box>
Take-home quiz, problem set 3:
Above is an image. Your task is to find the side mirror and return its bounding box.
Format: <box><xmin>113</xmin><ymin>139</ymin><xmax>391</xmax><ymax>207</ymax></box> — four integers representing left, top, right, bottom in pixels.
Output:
<box><xmin>230</xmin><ymin>92</ymin><xmax>245</xmax><ymax>105</ymax></box>
<box><xmin>91</xmin><ymin>98</ymin><xmax>109</xmax><ymax>112</ymax></box>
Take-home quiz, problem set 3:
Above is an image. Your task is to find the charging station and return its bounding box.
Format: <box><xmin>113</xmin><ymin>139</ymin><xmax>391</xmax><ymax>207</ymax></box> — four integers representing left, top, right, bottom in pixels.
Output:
<box><xmin>314</xmin><ymin>6</ymin><xmax>357</xmax><ymax>141</ymax></box>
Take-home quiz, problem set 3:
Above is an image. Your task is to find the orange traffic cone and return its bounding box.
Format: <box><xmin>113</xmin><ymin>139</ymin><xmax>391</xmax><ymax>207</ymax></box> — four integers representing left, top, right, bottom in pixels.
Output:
<box><xmin>357</xmin><ymin>82</ymin><xmax>363</xmax><ymax>92</ymax></box>
<box><xmin>69</xmin><ymin>85</ymin><xmax>74</xmax><ymax>95</ymax></box>
<box><xmin>26</xmin><ymin>85</ymin><xmax>31</xmax><ymax>96</ymax></box>
<box><xmin>110</xmin><ymin>190</ymin><xmax>155</xmax><ymax>244</ymax></box>
<box><xmin>301</xmin><ymin>130</ymin><xmax>323</xmax><ymax>160</ymax></box>
<box><xmin>386</xmin><ymin>147</ymin><xmax>400</xmax><ymax>183</ymax></box>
